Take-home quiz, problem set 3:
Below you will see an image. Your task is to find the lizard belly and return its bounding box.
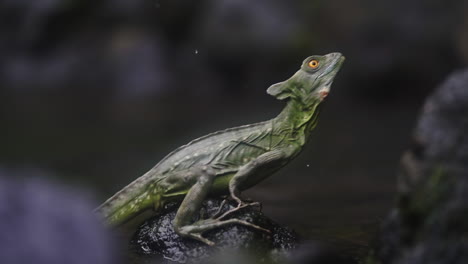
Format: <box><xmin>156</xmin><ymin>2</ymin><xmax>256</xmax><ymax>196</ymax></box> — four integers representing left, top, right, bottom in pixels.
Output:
<box><xmin>209</xmin><ymin>172</ymin><xmax>235</xmax><ymax>195</ymax></box>
<box><xmin>158</xmin><ymin>154</ymin><xmax>286</xmax><ymax>205</ymax></box>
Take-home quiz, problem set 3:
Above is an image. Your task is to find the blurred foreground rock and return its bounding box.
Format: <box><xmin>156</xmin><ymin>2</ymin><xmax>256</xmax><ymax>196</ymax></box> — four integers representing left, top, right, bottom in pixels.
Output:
<box><xmin>0</xmin><ymin>172</ymin><xmax>116</xmax><ymax>264</ymax></box>
<box><xmin>369</xmin><ymin>69</ymin><xmax>468</xmax><ymax>264</ymax></box>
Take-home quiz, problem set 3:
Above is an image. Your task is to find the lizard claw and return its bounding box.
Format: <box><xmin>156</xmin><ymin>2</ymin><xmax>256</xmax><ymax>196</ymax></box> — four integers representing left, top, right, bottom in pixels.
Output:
<box><xmin>210</xmin><ymin>199</ymin><xmax>228</xmax><ymax>219</ymax></box>
<box><xmin>193</xmin><ymin>234</ymin><xmax>215</xmax><ymax>246</ymax></box>
<box><xmin>215</xmin><ymin>201</ymin><xmax>262</xmax><ymax>220</ymax></box>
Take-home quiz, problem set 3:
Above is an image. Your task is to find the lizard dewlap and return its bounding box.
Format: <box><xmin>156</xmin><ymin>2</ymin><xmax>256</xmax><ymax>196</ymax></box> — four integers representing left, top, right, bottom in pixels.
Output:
<box><xmin>96</xmin><ymin>52</ymin><xmax>345</xmax><ymax>245</ymax></box>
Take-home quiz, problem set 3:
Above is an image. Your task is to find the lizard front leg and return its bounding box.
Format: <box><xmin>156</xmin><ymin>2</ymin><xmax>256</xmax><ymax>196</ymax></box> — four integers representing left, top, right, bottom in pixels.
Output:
<box><xmin>219</xmin><ymin>148</ymin><xmax>293</xmax><ymax>219</ymax></box>
<box><xmin>172</xmin><ymin>166</ymin><xmax>268</xmax><ymax>245</ymax></box>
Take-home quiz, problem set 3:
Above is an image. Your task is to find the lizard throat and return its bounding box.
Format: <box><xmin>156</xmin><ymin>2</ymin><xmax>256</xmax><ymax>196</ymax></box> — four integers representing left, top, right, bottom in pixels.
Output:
<box><xmin>274</xmin><ymin>99</ymin><xmax>321</xmax><ymax>145</ymax></box>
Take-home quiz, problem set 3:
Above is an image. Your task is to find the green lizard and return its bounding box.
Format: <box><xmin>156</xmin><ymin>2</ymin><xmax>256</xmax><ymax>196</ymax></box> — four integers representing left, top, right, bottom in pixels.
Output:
<box><xmin>96</xmin><ymin>52</ymin><xmax>345</xmax><ymax>245</ymax></box>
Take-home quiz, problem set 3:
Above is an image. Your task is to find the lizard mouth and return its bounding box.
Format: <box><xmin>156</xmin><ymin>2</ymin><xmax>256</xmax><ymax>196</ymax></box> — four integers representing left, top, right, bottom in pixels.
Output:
<box><xmin>317</xmin><ymin>53</ymin><xmax>344</xmax><ymax>100</ymax></box>
<box><xmin>318</xmin><ymin>82</ymin><xmax>332</xmax><ymax>100</ymax></box>
<box><xmin>319</xmin><ymin>54</ymin><xmax>345</xmax><ymax>79</ymax></box>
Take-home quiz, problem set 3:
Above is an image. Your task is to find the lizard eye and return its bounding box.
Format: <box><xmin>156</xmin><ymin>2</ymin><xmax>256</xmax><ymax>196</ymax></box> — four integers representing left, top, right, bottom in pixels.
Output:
<box><xmin>308</xmin><ymin>59</ymin><xmax>319</xmax><ymax>69</ymax></box>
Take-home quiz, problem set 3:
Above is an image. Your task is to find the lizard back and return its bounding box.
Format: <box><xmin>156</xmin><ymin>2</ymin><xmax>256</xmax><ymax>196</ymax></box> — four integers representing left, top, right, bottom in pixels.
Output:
<box><xmin>95</xmin><ymin>119</ymin><xmax>274</xmax><ymax>220</ymax></box>
<box><xmin>150</xmin><ymin>119</ymin><xmax>275</xmax><ymax>177</ymax></box>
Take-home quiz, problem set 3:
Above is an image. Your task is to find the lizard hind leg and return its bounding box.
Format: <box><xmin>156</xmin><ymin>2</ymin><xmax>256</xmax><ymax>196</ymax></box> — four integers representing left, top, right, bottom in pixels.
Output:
<box><xmin>172</xmin><ymin>166</ymin><xmax>269</xmax><ymax>246</ymax></box>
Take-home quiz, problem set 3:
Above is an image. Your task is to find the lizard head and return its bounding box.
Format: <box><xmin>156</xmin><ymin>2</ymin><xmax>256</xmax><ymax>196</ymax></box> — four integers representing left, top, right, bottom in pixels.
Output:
<box><xmin>267</xmin><ymin>52</ymin><xmax>345</xmax><ymax>105</ymax></box>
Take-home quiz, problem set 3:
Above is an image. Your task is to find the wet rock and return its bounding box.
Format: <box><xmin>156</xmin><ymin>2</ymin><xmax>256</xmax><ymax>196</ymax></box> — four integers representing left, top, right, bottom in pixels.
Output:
<box><xmin>369</xmin><ymin>69</ymin><xmax>468</xmax><ymax>264</ymax></box>
<box><xmin>130</xmin><ymin>198</ymin><xmax>300</xmax><ymax>263</ymax></box>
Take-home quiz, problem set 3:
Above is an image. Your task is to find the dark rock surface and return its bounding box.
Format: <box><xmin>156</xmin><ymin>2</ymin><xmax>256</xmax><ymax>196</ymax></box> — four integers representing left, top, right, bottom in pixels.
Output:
<box><xmin>130</xmin><ymin>198</ymin><xmax>300</xmax><ymax>263</ymax></box>
<box><xmin>369</xmin><ymin>69</ymin><xmax>468</xmax><ymax>264</ymax></box>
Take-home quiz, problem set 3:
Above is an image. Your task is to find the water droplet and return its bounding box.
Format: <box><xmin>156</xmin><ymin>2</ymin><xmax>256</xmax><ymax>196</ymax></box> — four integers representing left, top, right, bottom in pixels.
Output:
<box><xmin>306</xmin><ymin>164</ymin><xmax>310</xmax><ymax>167</ymax></box>
<box><xmin>195</xmin><ymin>49</ymin><xmax>199</xmax><ymax>54</ymax></box>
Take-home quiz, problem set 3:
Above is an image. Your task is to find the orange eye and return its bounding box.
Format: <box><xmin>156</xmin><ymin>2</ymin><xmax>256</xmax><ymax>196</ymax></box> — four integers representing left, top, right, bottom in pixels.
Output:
<box><xmin>308</xmin><ymin>59</ymin><xmax>319</xmax><ymax>68</ymax></box>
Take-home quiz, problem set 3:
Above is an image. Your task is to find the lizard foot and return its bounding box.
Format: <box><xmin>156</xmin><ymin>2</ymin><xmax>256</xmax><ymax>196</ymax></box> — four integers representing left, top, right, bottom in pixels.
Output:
<box><xmin>213</xmin><ymin>200</ymin><xmax>262</xmax><ymax>221</ymax></box>
<box><xmin>211</xmin><ymin>198</ymin><xmax>229</xmax><ymax>219</ymax></box>
<box><xmin>177</xmin><ymin>217</ymin><xmax>271</xmax><ymax>246</ymax></box>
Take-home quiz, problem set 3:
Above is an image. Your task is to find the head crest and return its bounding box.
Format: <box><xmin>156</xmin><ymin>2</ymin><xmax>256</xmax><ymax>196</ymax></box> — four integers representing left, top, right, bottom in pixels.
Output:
<box><xmin>267</xmin><ymin>81</ymin><xmax>290</xmax><ymax>100</ymax></box>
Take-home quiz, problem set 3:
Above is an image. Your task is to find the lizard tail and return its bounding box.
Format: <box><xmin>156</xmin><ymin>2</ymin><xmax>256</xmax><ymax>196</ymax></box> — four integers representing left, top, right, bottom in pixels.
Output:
<box><xmin>95</xmin><ymin>190</ymin><xmax>154</xmax><ymax>226</ymax></box>
<box><xmin>95</xmin><ymin>172</ymin><xmax>161</xmax><ymax>226</ymax></box>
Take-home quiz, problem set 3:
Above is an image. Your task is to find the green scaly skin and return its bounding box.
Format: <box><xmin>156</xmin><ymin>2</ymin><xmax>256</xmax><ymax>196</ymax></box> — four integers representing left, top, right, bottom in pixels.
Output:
<box><xmin>96</xmin><ymin>53</ymin><xmax>345</xmax><ymax>245</ymax></box>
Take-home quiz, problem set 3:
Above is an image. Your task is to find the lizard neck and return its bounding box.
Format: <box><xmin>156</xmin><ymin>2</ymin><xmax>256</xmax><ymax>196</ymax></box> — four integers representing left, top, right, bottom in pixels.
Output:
<box><xmin>273</xmin><ymin>98</ymin><xmax>322</xmax><ymax>146</ymax></box>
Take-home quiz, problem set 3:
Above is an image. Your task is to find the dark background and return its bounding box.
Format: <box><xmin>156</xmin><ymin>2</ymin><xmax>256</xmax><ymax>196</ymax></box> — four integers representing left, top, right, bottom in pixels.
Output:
<box><xmin>1</xmin><ymin>0</ymin><xmax>467</xmax><ymax>237</ymax></box>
